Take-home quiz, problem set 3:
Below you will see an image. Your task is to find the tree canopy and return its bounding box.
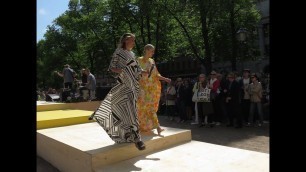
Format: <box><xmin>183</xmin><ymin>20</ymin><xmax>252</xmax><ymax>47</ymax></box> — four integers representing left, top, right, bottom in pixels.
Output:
<box><xmin>37</xmin><ymin>0</ymin><xmax>260</xmax><ymax>89</ymax></box>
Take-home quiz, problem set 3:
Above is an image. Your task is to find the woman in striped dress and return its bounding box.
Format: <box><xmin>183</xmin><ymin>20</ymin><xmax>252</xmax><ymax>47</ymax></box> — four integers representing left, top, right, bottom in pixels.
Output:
<box><xmin>89</xmin><ymin>33</ymin><xmax>147</xmax><ymax>150</ymax></box>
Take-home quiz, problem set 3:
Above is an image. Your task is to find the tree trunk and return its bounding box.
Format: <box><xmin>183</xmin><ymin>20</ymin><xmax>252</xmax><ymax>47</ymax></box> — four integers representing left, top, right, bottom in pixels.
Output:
<box><xmin>90</xmin><ymin>52</ymin><xmax>94</xmax><ymax>74</ymax></box>
<box><xmin>199</xmin><ymin>0</ymin><xmax>212</xmax><ymax>74</ymax></box>
<box><xmin>230</xmin><ymin>0</ymin><xmax>237</xmax><ymax>71</ymax></box>
<box><xmin>146</xmin><ymin>11</ymin><xmax>151</xmax><ymax>43</ymax></box>
<box><xmin>162</xmin><ymin>4</ymin><xmax>200</xmax><ymax>60</ymax></box>
<box><xmin>154</xmin><ymin>9</ymin><xmax>161</xmax><ymax>62</ymax></box>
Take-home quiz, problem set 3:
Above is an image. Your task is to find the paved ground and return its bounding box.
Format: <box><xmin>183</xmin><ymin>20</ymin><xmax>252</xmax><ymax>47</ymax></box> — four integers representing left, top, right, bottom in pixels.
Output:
<box><xmin>37</xmin><ymin>115</ymin><xmax>269</xmax><ymax>171</ymax></box>
<box><xmin>159</xmin><ymin>116</ymin><xmax>269</xmax><ymax>153</ymax></box>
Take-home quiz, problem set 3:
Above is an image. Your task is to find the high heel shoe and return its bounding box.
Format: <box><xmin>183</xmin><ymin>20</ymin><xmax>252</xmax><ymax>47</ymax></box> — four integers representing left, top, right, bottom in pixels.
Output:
<box><xmin>157</xmin><ymin>127</ymin><xmax>165</xmax><ymax>135</ymax></box>
<box><xmin>135</xmin><ymin>141</ymin><xmax>146</xmax><ymax>151</ymax></box>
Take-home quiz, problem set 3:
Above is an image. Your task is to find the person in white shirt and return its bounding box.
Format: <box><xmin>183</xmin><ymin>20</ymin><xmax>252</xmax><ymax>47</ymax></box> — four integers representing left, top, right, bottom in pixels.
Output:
<box><xmin>238</xmin><ymin>69</ymin><xmax>252</xmax><ymax>124</ymax></box>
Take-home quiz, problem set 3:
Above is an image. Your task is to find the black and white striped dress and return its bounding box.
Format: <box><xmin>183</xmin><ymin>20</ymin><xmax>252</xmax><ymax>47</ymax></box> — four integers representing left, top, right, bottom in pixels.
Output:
<box><xmin>91</xmin><ymin>48</ymin><xmax>143</xmax><ymax>143</ymax></box>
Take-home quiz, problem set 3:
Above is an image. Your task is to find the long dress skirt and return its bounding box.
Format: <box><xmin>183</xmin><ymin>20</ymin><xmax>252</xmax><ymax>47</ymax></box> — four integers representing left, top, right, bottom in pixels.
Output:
<box><xmin>90</xmin><ymin>48</ymin><xmax>142</xmax><ymax>143</ymax></box>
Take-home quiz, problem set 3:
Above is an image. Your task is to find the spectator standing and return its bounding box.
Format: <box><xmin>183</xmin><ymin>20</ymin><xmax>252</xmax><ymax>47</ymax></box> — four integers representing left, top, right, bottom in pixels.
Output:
<box><xmin>165</xmin><ymin>80</ymin><xmax>176</xmax><ymax>121</ymax></box>
<box><xmin>56</xmin><ymin>64</ymin><xmax>76</xmax><ymax>89</ymax></box>
<box><xmin>85</xmin><ymin>68</ymin><xmax>96</xmax><ymax>101</ymax></box>
<box><xmin>225</xmin><ymin>72</ymin><xmax>242</xmax><ymax>128</ymax></box>
<box><xmin>238</xmin><ymin>69</ymin><xmax>252</xmax><ymax>123</ymax></box>
<box><xmin>247</xmin><ymin>73</ymin><xmax>264</xmax><ymax>127</ymax></box>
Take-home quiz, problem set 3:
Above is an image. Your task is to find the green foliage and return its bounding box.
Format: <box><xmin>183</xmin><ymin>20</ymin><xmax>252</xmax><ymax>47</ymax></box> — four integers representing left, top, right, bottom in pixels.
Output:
<box><xmin>37</xmin><ymin>0</ymin><xmax>261</xmax><ymax>88</ymax></box>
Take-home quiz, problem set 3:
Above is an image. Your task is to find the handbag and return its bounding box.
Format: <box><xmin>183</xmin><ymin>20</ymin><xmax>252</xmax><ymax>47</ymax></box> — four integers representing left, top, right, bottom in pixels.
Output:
<box><xmin>166</xmin><ymin>86</ymin><xmax>176</xmax><ymax>100</ymax></box>
<box><xmin>192</xmin><ymin>90</ymin><xmax>198</xmax><ymax>102</ymax></box>
<box><xmin>166</xmin><ymin>94</ymin><xmax>176</xmax><ymax>100</ymax></box>
<box><xmin>197</xmin><ymin>87</ymin><xmax>211</xmax><ymax>102</ymax></box>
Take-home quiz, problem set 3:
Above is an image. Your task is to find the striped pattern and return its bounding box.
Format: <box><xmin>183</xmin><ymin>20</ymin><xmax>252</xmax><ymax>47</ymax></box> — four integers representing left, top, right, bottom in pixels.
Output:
<box><xmin>91</xmin><ymin>48</ymin><xmax>143</xmax><ymax>143</ymax></box>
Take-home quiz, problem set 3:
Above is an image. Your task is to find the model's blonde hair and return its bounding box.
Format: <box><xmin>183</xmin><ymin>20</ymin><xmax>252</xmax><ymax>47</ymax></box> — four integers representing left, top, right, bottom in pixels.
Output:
<box><xmin>143</xmin><ymin>44</ymin><xmax>155</xmax><ymax>54</ymax></box>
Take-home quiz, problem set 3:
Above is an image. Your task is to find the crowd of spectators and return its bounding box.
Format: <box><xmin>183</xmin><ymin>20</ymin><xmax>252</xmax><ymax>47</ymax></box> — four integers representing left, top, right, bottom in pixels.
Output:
<box><xmin>158</xmin><ymin>69</ymin><xmax>270</xmax><ymax>128</ymax></box>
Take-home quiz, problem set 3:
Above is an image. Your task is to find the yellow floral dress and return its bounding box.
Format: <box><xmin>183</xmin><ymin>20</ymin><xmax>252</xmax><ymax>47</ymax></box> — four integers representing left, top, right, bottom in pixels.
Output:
<box><xmin>137</xmin><ymin>57</ymin><xmax>161</xmax><ymax>132</ymax></box>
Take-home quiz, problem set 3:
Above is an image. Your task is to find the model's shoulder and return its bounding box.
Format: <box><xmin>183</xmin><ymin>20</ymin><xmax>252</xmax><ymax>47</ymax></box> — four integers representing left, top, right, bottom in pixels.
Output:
<box><xmin>112</xmin><ymin>48</ymin><xmax>121</xmax><ymax>55</ymax></box>
<box><xmin>149</xmin><ymin>58</ymin><xmax>155</xmax><ymax>63</ymax></box>
<box><xmin>114</xmin><ymin>48</ymin><xmax>125</xmax><ymax>53</ymax></box>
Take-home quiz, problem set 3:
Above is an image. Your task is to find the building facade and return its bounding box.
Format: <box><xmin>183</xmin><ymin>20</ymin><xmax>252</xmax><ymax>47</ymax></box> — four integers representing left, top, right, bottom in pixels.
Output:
<box><xmin>256</xmin><ymin>0</ymin><xmax>270</xmax><ymax>59</ymax></box>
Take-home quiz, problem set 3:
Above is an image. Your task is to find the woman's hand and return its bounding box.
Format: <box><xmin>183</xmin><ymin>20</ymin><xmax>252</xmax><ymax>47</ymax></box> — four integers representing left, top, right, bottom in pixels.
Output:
<box><xmin>164</xmin><ymin>78</ymin><xmax>171</xmax><ymax>83</ymax></box>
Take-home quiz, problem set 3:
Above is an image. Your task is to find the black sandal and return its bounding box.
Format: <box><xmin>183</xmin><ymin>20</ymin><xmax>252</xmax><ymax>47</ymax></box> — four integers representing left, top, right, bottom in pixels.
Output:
<box><xmin>135</xmin><ymin>141</ymin><xmax>146</xmax><ymax>151</ymax></box>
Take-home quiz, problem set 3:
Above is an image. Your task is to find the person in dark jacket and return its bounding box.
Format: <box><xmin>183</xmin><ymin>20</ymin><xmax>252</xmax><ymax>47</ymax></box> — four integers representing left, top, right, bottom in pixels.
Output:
<box><xmin>225</xmin><ymin>72</ymin><xmax>242</xmax><ymax>128</ymax></box>
<box><xmin>176</xmin><ymin>78</ymin><xmax>188</xmax><ymax>123</ymax></box>
<box><xmin>238</xmin><ymin>69</ymin><xmax>252</xmax><ymax>123</ymax></box>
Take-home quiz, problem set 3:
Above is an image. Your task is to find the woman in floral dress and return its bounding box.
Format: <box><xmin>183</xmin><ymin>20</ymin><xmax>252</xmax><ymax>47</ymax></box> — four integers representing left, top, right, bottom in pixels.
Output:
<box><xmin>137</xmin><ymin>44</ymin><xmax>171</xmax><ymax>135</ymax></box>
